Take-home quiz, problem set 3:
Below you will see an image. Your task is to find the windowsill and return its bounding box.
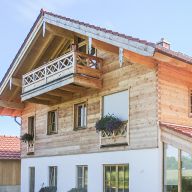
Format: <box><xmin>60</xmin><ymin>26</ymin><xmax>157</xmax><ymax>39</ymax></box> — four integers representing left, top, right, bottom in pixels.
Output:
<box><xmin>47</xmin><ymin>132</ymin><xmax>58</xmax><ymax>135</ymax></box>
<box><xmin>74</xmin><ymin>126</ymin><xmax>87</xmax><ymax>131</ymax></box>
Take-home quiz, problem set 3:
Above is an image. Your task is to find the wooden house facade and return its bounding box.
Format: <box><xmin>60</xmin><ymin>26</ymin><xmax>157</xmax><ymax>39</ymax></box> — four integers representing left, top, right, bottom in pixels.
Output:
<box><xmin>0</xmin><ymin>10</ymin><xmax>192</xmax><ymax>192</ymax></box>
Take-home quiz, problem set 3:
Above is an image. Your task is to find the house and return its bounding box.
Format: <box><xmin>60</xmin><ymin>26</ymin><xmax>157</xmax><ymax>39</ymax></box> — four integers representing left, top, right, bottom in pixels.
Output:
<box><xmin>0</xmin><ymin>136</ymin><xmax>21</xmax><ymax>192</ymax></box>
<box><xmin>0</xmin><ymin>9</ymin><xmax>191</xmax><ymax>192</ymax></box>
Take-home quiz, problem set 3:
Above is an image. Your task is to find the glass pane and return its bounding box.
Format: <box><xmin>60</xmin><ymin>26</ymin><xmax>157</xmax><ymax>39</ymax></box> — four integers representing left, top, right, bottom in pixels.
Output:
<box><xmin>78</xmin><ymin>178</ymin><xmax>83</xmax><ymax>188</ymax></box>
<box><xmin>182</xmin><ymin>151</ymin><xmax>192</xmax><ymax>192</ymax></box>
<box><xmin>118</xmin><ymin>166</ymin><xmax>124</xmax><ymax>181</ymax></box>
<box><xmin>78</xmin><ymin>166</ymin><xmax>83</xmax><ymax>178</ymax></box>
<box><xmin>105</xmin><ymin>166</ymin><xmax>111</xmax><ymax>181</ymax></box>
<box><xmin>164</xmin><ymin>144</ymin><xmax>178</xmax><ymax>192</ymax></box>
<box><xmin>84</xmin><ymin>166</ymin><xmax>88</xmax><ymax>188</ymax></box>
<box><xmin>111</xmin><ymin>166</ymin><xmax>117</xmax><ymax>190</ymax></box>
<box><xmin>29</xmin><ymin>167</ymin><xmax>35</xmax><ymax>192</ymax></box>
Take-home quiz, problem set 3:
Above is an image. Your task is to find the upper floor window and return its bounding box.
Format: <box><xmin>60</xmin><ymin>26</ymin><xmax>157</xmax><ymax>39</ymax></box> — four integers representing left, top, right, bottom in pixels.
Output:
<box><xmin>104</xmin><ymin>164</ymin><xmax>129</xmax><ymax>192</ymax></box>
<box><xmin>77</xmin><ymin>165</ymin><xmax>88</xmax><ymax>190</ymax></box>
<box><xmin>103</xmin><ymin>90</ymin><xmax>129</xmax><ymax>121</ymax></box>
<box><xmin>28</xmin><ymin>116</ymin><xmax>35</xmax><ymax>139</ymax></box>
<box><xmin>74</xmin><ymin>102</ymin><xmax>87</xmax><ymax>129</ymax></box>
<box><xmin>47</xmin><ymin>110</ymin><xmax>57</xmax><ymax>135</ymax></box>
<box><xmin>189</xmin><ymin>89</ymin><xmax>192</xmax><ymax>116</ymax></box>
<box><xmin>49</xmin><ymin>166</ymin><xmax>57</xmax><ymax>187</ymax></box>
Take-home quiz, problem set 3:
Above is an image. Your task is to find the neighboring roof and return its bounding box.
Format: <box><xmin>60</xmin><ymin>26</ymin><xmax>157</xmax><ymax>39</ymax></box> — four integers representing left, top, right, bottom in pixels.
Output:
<box><xmin>160</xmin><ymin>122</ymin><xmax>192</xmax><ymax>139</ymax></box>
<box><xmin>0</xmin><ymin>136</ymin><xmax>20</xmax><ymax>160</ymax></box>
<box><xmin>1</xmin><ymin>9</ymin><xmax>192</xmax><ymax>94</ymax></box>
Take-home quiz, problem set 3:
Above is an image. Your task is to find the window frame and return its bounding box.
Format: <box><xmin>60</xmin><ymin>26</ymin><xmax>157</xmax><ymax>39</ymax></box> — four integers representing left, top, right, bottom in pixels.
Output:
<box><xmin>49</xmin><ymin>166</ymin><xmax>57</xmax><ymax>187</ymax></box>
<box><xmin>74</xmin><ymin>102</ymin><xmax>87</xmax><ymax>130</ymax></box>
<box><xmin>102</xmin><ymin>89</ymin><xmax>129</xmax><ymax>121</ymax></box>
<box><xmin>47</xmin><ymin>110</ymin><xmax>58</xmax><ymax>135</ymax></box>
<box><xmin>76</xmin><ymin>165</ymin><xmax>88</xmax><ymax>190</ymax></box>
<box><xmin>28</xmin><ymin>116</ymin><xmax>35</xmax><ymax>140</ymax></box>
<box><xmin>29</xmin><ymin>167</ymin><xmax>35</xmax><ymax>192</ymax></box>
<box><xmin>103</xmin><ymin>164</ymin><xmax>129</xmax><ymax>192</ymax></box>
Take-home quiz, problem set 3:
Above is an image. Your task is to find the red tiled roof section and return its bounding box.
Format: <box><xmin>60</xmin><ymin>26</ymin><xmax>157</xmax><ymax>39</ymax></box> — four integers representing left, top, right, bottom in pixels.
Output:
<box><xmin>160</xmin><ymin>122</ymin><xmax>192</xmax><ymax>138</ymax></box>
<box><xmin>0</xmin><ymin>136</ymin><xmax>21</xmax><ymax>160</ymax></box>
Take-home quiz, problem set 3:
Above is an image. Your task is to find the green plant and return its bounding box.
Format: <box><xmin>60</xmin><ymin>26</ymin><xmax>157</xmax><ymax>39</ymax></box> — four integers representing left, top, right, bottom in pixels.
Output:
<box><xmin>95</xmin><ymin>114</ymin><xmax>123</xmax><ymax>132</ymax></box>
<box><xmin>21</xmin><ymin>133</ymin><xmax>33</xmax><ymax>142</ymax></box>
<box><xmin>39</xmin><ymin>186</ymin><xmax>57</xmax><ymax>192</ymax></box>
<box><xmin>67</xmin><ymin>188</ymin><xmax>87</xmax><ymax>192</ymax></box>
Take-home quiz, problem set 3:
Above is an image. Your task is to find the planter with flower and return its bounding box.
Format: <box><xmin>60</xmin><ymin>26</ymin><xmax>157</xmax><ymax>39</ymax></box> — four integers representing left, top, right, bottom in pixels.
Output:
<box><xmin>21</xmin><ymin>133</ymin><xmax>34</xmax><ymax>154</ymax></box>
<box><xmin>95</xmin><ymin>114</ymin><xmax>128</xmax><ymax>146</ymax></box>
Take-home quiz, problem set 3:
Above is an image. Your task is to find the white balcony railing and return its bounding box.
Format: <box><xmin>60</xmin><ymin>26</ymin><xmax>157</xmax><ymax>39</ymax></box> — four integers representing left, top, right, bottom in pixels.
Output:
<box><xmin>100</xmin><ymin>121</ymin><xmax>128</xmax><ymax>146</ymax></box>
<box><xmin>22</xmin><ymin>51</ymin><xmax>102</xmax><ymax>94</ymax></box>
<box><xmin>27</xmin><ymin>141</ymin><xmax>34</xmax><ymax>154</ymax></box>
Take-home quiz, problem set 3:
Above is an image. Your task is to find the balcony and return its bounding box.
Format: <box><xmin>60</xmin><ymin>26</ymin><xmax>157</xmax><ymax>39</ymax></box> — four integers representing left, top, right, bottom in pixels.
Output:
<box><xmin>21</xmin><ymin>51</ymin><xmax>103</xmax><ymax>104</ymax></box>
<box><xmin>100</xmin><ymin>121</ymin><xmax>128</xmax><ymax>147</ymax></box>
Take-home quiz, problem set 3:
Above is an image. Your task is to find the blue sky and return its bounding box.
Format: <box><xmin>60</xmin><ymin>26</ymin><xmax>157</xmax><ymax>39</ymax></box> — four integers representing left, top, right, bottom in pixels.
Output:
<box><xmin>0</xmin><ymin>0</ymin><xmax>192</xmax><ymax>136</ymax></box>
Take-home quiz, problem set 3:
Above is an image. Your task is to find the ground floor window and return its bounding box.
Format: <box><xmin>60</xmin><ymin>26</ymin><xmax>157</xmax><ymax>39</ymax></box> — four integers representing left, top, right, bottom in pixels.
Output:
<box><xmin>29</xmin><ymin>167</ymin><xmax>35</xmax><ymax>192</ymax></box>
<box><xmin>181</xmin><ymin>151</ymin><xmax>192</xmax><ymax>191</ymax></box>
<box><xmin>164</xmin><ymin>143</ymin><xmax>192</xmax><ymax>192</ymax></box>
<box><xmin>104</xmin><ymin>164</ymin><xmax>129</xmax><ymax>192</ymax></box>
<box><xmin>77</xmin><ymin>165</ymin><xmax>88</xmax><ymax>190</ymax></box>
<box><xmin>49</xmin><ymin>166</ymin><xmax>57</xmax><ymax>187</ymax></box>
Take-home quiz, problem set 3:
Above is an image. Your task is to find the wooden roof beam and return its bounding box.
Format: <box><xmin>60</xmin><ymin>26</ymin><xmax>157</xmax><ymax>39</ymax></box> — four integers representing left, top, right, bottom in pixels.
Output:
<box><xmin>59</xmin><ymin>85</ymin><xmax>87</xmax><ymax>93</ymax></box>
<box><xmin>0</xmin><ymin>100</ymin><xmax>24</xmax><ymax>110</ymax></box>
<box><xmin>36</xmin><ymin>93</ymin><xmax>62</xmax><ymax>102</ymax></box>
<box><xmin>48</xmin><ymin>89</ymin><xmax>73</xmax><ymax>98</ymax></box>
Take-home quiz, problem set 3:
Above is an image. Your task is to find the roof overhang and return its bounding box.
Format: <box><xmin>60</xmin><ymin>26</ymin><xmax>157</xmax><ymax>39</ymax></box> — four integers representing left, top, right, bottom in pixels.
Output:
<box><xmin>0</xmin><ymin>10</ymin><xmax>155</xmax><ymax>96</ymax></box>
<box><xmin>160</xmin><ymin>122</ymin><xmax>192</xmax><ymax>154</ymax></box>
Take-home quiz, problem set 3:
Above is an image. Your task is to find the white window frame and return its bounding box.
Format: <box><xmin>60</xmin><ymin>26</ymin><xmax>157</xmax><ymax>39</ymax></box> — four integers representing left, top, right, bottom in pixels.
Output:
<box><xmin>76</xmin><ymin>165</ymin><xmax>88</xmax><ymax>189</ymax></box>
<box><xmin>74</xmin><ymin>102</ymin><xmax>87</xmax><ymax>129</ymax></box>
<box><xmin>28</xmin><ymin>116</ymin><xmax>35</xmax><ymax>140</ymax></box>
<box><xmin>47</xmin><ymin>110</ymin><xmax>58</xmax><ymax>135</ymax></box>
<box><xmin>103</xmin><ymin>164</ymin><xmax>129</xmax><ymax>192</ymax></box>
<box><xmin>29</xmin><ymin>167</ymin><xmax>35</xmax><ymax>192</ymax></box>
<box><xmin>49</xmin><ymin>166</ymin><xmax>57</xmax><ymax>187</ymax></box>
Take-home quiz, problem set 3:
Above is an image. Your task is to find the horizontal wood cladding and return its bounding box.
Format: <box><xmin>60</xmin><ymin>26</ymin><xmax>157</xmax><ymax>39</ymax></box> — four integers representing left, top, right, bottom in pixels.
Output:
<box><xmin>158</xmin><ymin>62</ymin><xmax>192</xmax><ymax>126</ymax></box>
<box><xmin>21</xmin><ymin>50</ymin><xmax>158</xmax><ymax>158</ymax></box>
<box><xmin>0</xmin><ymin>160</ymin><xmax>21</xmax><ymax>185</ymax></box>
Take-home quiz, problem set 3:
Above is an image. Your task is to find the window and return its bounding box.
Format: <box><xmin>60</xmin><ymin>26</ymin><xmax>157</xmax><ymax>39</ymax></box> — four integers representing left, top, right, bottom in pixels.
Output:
<box><xmin>181</xmin><ymin>151</ymin><xmax>192</xmax><ymax>191</ymax></box>
<box><xmin>74</xmin><ymin>102</ymin><xmax>87</xmax><ymax>129</ymax></box>
<box><xmin>189</xmin><ymin>89</ymin><xmax>192</xmax><ymax>116</ymax></box>
<box><xmin>103</xmin><ymin>90</ymin><xmax>129</xmax><ymax>121</ymax></box>
<box><xmin>163</xmin><ymin>144</ymin><xmax>178</xmax><ymax>192</ymax></box>
<box><xmin>104</xmin><ymin>164</ymin><xmax>129</xmax><ymax>192</ymax></box>
<box><xmin>47</xmin><ymin>110</ymin><xmax>57</xmax><ymax>135</ymax></box>
<box><xmin>77</xmin><ymin>165</ymin><xmax>88</xmax><ymax>190</ymax></box>
<box><xmin>29</xmin><ymin>167</ymin><xmax>35</xmax><ymax>192</ymax></box>
<box><xmin>49</xmin><ymin>166</ymin><xmax>57</xmax><ymax>187</ymax></box>
<box><xmin>28</xmin><ymin>116</ymin><xmax>35</xmax><ymax>139</ymax></box>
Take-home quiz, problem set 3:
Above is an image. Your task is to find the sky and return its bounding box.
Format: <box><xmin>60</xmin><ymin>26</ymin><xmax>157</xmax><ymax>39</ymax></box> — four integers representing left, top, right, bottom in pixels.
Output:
<box><xmin>0</xmin><ymin>0</ymin><xmax>192</xmax><ymax>136</ymax></box>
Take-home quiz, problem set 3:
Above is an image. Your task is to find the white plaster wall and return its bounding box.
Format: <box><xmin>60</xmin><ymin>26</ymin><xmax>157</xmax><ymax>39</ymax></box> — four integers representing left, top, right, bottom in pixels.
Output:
<box><xmin>21</xmin><ymin>148</ymin><xmax>162</xmax><ymax>192</ymax></box>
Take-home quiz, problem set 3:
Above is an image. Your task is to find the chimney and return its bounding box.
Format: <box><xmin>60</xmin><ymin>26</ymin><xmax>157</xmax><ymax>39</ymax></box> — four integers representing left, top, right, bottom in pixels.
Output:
<box><xmin>156</xmin><ymin>38</ymin><xmax>170</xmax><ymax>49</ymax></box>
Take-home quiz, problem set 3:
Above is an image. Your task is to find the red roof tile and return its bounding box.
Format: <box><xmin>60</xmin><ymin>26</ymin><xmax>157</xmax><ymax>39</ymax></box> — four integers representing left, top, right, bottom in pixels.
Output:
<box><xmin>0</xmin><ymin>136</ymin><xmax>21</xmax><ymax>159</ymax></box>
<box><xmin>160</xmin><ymin>122</ymin><xmax>192</xmax><ymax>138</ymax></box>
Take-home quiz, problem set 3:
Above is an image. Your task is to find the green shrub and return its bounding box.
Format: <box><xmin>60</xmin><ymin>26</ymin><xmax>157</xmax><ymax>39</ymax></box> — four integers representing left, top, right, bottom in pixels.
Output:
<box><xmin>21</xmin><ymin>133</ymin><xmax>33</xmax><ymax>142</ymax></box>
